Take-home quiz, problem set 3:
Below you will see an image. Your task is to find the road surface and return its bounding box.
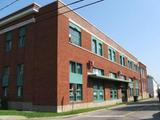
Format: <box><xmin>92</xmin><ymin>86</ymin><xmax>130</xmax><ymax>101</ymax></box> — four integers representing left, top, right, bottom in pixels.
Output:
<box><xmin>58</xmin><ymin>98</ymin><xmax>160</xmax><ymax>120</ymax></box>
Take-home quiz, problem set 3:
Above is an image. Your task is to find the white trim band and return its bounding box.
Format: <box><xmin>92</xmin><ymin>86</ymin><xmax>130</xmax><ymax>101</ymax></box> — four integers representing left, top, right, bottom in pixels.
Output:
<box><xmin>0</xmin><ymin>18</ymin><xmax>36</xmax><ymax>34</ymax></box>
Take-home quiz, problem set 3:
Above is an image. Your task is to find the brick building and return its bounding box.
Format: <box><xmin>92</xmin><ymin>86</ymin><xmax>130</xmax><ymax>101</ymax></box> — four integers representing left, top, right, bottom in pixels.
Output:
<box><xmin>0</xmin><ymin>1</ymin><xmax>148</xmax><ymax>112</ymax></box>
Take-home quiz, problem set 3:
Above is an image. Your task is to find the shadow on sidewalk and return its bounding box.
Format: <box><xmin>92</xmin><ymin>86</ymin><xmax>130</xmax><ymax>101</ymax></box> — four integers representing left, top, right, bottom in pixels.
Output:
<box><xmin>111</xmin><ymin>99</ymin><xmax>160</xmax><ymax>112</ymax></box>
<box><xmin>142</xmin><ymin>112</ymin><xmax>160</xmax><ymax>120</ymax></box>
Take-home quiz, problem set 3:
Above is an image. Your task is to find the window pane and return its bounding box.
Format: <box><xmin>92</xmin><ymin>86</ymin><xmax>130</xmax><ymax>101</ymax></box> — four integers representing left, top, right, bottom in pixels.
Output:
<box><xmin>98</xmin><ymin>43</ymin><xmax>102</xmax><ymax>56</ymax></box>
<box><xmin>77</xmin><ymin>63</ymin><xmax>82</xmax><ymax>74</ymax></box>
<box><xmin>70</xmin><ymin>62</ymin><xmax>76</xmax><ymax>73</ymax></box>
<box><xmin>92</xmin><ymin>39</ymin><xmax>97</xmax><ymax>53</ymax></box>
<box><xmin>108</xmin><ymin>49</ymin><xmax>112</xmax><ymax>60</ymax></box>
<box><xmin>69</xmin><ymin>27</ymin><xmax>81</xmax><ymax>46</ymax></box>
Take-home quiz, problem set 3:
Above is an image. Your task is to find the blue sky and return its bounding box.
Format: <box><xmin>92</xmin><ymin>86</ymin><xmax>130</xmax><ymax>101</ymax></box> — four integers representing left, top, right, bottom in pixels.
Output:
<box><xmin>0</xmin><ymin>0</ymin><xmax>160</xmax><ymax>84</ymax></box>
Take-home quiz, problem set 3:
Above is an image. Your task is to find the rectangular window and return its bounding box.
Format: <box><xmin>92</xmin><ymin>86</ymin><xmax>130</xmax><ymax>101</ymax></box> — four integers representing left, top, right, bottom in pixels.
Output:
<box><xmin>120</xmin><ymin>55</ymin><xmax>126</xmax><ymax>66</ymax></box>
<box><xmin>18</xmin><ymin>26</ymin><xmax>26</xmax><ymax>48</ymax></box>
<box><xmin>2</xmin><ymin>66</ymin><xmax>9</xmax><ymax>87</ymax></box>
<box><xmin>92</xmin><ymin>39</ymin><xmax>97</xmax><ymax>53</ymax></box>
<box><xmin>98</xmin><ymin>43</ymin><xmax>103</xmax><ymax>56</ymax></box>
<box><xmin>135</xmin><ymin>80</ymin><xmax>139</xmax><ymax>96</ymax></box>
<box><xmin>108</xmin><ymin>48</ymin><xmax>112</xmax><ymax>60</ymax></box>
<box><xmin>93</xmin><ymin>83</ymin><xmax>104</xmax><ymax>101</ymax></box>
<box><xmin>108</xmin><ymin>47</ymin><xmax>116</xmax><ymax>62</ymax></box>
<box><xmin>2</xmin><ymin>87</ymin><xmax>8</xmax><ymax>97</ymax></box>
<box><xmin>109</xmin><ymin>72</ymin><xmax>117</xmax><ymax>78</ymax></box>
<box><xmin>91</xmin><ymin>37</ymin><xmax>103</xmax><ymax>56</ymax></box>
<box><xmin>69</xmin><ymin>23</ymin><xmax>81</xmax><ymax>46</ymax></box>
<box><xmin>17</xmin><ymin>86</ymin><xmax>23</xmax><ymax>97</ymax></box>
<box><xmin>70</xmin><ymin>84</ymin><xmax>82</xmax><ymax>101</ymax></box>
<box><xmin>70</xmin><ymin>62</ymin><xmax>82</xmax><ymax>74</ymax></box>
<box><xmin>6</xmin><ymin>31</ymin><xmax>12</xmax><ymax>52</ymax></box>
<box><xmin>16</xmin><ymin>64</ymin><xmax>24</xmax><ymax>97</ymax></box>
<box><xmin>113</xmin><ymin>50</ymin><xmax>116</xmax><ymax>62</ymax></box>
<box><xmin>129</xmin><ymin>79</ymin><xmax>134</xmax><ymax>96</ymax></box>
<box><xmin>93</xmin><ymin>68</ymin><xmax>104</xmax><ymax>76</ymax></box>
<box><xmin>110</xmin><ymin>86</ymin><xmax>118</xmax><ymax>99</ymax></box>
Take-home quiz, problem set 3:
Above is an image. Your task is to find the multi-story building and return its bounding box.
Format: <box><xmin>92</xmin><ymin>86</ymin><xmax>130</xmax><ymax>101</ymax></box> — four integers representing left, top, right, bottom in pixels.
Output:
<box><xmin>0</xmin><ymin>1</ymin><xmax>148</xmax><ymax>112</ymax></box>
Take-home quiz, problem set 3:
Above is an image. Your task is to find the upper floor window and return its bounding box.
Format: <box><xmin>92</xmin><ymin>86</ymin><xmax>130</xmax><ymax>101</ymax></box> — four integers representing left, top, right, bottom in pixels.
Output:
<box><xmin>91</xmin><ymin>37</ymin><xmax>103</xmax><ymax>56</ymax></box>
<box><xmin>5</xmin><ymin>31</ymin><xmax>12</xmax><ymax>52</ymax></box>
<box><xmin>93</xmin><ymin>68</ymin><xmax>104</xmax><ymax>76</ymax></box>
<box><xmin>120</xmin><ymin>55</ymin><xmax>126</xmax><ymax>66</ymax></box>
<box><xmin>69</xmin><ymin>22</ymin><xmax>81</xmax><ymax>46</ymax></box>
<box><xmin>18</xmin><ymin>26</ymin><xmax>26</xmax><ymax>48</ymax></box>
<box><xmin>109</xmin><ymin>72</ymin><xmax>117</xmax><ymax>78</ymax></box>
<box><xmin>70</xmin><ymin>61</ymin><xmax>82</xmax><ymax>74</ymax></box>
<box><xmin>108</xmin><ymin>47</ymin><xmax>116</xmax><ymax>62</ymax></box>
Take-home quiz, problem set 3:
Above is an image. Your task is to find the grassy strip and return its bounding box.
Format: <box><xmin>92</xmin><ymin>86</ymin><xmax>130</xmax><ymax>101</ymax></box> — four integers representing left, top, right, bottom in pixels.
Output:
<box><xmin>0</xmin><ymin>103</ymin><xmax>125</xmax><ymax>118</ymax></box>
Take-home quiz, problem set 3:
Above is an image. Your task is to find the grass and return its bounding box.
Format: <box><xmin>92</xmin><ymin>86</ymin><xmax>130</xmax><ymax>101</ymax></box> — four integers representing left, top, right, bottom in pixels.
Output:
<box><xmin>0</xmin><ymin>103</ymin><xmax>125</xmax><ymax>118</ymax></box>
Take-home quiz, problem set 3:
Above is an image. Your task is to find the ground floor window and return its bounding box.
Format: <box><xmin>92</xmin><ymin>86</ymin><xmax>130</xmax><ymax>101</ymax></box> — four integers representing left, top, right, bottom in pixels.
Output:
<box><xmin>110</xmin><ymin>86</ymin><xmax>118</xmax><ymax>99</ymax></box>
<box><xmin>17</xmin><ymin>86</ymin><xmax>23</xmax><ymax>97</ymax></box>
<box><xmin>130</xmin><ymin>88</ymin><xmax>134</xmax><ymax>96</ymax></box>
<box><xmin>136</xmin><ymin>88</ymin><xmax>139</xmax><ymax>96</ymax></box>
<box><xmin>70</xmin><ymin>84</ymin><xmax>82</xmax><ymax>102</ymax></box>
<box><xmin>93</xmin><ymin>83</ymin><xmax>104</xmax><ymax>101</ymax></box>
<box><xmin>2</xmin><ymin>87</ymin><xmax>8</xmax><ymax>97</ymax></box>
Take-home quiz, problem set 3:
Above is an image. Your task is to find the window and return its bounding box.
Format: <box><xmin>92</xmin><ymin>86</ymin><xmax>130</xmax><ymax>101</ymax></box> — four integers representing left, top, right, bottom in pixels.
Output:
<box><xmin>2</xmin><ymin>66</ymin><xmax>9</xmax><ymax>87</ymax></box>
<box><xmin>2</xmin><ymin>87</ymin><xmax>8</xmax><ymax>97</ymax></box>
<box><xmin>135</xmin><ymin>80</ymin><xmax>139</xmax><ymax>96</ymax></box>
<box><xmin>92</xmin><ymin>39</ymin><xmax>97</xmax><ymax>53</ymax></box>
<box><xmin>119</xmin><ymin>75</ymin><xmax>126</xmax><ymax>80</ymax></box>
<box><xmin>93</xmin><ymin>83</ymin><xmax>104</xmax><ymax>101</ymax></box>
<box><xmin>70</xmin><ymin>62</ymin><xmax>82</xmax><ymax>74</ymax></box>
<box><xmin>108</xmin><ymin>48</ymin><xmax>112</xmax><ymax>61</ymax></box>
<box><xmin>16</xmin><ymin>64</ymin><xmax>24</xmax><ymax>97</ymax></box>
<box><xmin>129</xmin><ymin>79</ymin><xmax>134</xmax><ymax>96</ymax></box>
<box><xmin>110</xmin><ymin>86</ymin><xmax>118</xmax><ymax>99</ymax></box>
<box><xmin>18</xmin><ymin>26</ymin><xmax>26</xmax><ymax>48</ymax></box>
<box><xmin>98</xmin><ymin>43</ymin><xmax>103</xmax><ymax>56</ymax></box>
<box><xmin>109</xmin><ymin>72</ymin><xmax>117</xmax><ymax>78</ymax></box>
<box><xmin>70</xmin><ymin>84</ymin><xmax>82</xmax><ymax>101</ymax></box>
<box><xmin>6</xmin><ymin>31</ymin><xmax>12</xmax><ymax>52</ymax></box>
<box><xmin>108</xmin><ymin>47</ymin><xmax>116</xmax><ymax>62</ymax></box>
<box><xmin>91</xmin><ymin>37</ymin><xmax>103</xmax><ymax>56</ymax></box>
<box><xmin>2</xmin><ymin>66</ymin><xmax>9</xmax><ymax>97</ymax></box>
<box><xmin>120</xmin><ymin>55</ymin><xmax>126</xmax><ymax>66</ymax></box>
<box><xmin>113</xmin><ymin>50</ymin><xmax>116</xmax><ymax>62</ymax></box>
<box><xmin>69</xmin><ymin>23</ymin><xmax>81</xmax><ymax>46</ymax></box>
<box><xmin>93</xmin><ymin>68</ymin><xmax>104</xmax><ymax>76</ymax></box>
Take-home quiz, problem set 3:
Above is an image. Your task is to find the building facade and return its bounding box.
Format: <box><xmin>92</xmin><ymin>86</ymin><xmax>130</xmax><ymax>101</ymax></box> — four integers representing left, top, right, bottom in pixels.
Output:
<box><xmin>0</xmin><ymin>1</ymin><xmax>148</xmax><ymax>112</ymax></box>
<box><xmin>147</xmin><ymin>75</ymin><xmax>158</xmax><ymax>98</ymax></box>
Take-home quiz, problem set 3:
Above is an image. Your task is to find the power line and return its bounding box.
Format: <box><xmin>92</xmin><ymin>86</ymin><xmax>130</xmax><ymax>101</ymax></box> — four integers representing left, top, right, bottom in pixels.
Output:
<box><xmin>58</xmin><ymin>0</ymin><xmax>104</xmax><ymax>16</ymax></box>
<box><xmin>0</xmin><ymin>0</ymin><xmax>20</xmax><ymax>11</ymax></box>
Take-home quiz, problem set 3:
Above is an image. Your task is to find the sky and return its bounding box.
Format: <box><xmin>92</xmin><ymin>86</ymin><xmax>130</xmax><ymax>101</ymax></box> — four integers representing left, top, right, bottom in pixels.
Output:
<box><xmin>0</xmin><ymin>0</ymin><xmax>160</xmax><ymax>84</ymax></box>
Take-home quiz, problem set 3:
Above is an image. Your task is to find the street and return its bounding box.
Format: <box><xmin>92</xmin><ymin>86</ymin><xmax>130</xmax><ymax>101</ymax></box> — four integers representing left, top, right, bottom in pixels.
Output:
<box><xmin>58</xmin><ymin>98</ymin><xmax>160</xmax><ymax>120</ymax></box>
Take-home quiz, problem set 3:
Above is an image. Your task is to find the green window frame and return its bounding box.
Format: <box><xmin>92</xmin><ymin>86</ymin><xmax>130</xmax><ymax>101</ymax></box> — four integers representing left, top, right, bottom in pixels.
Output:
<box><xmin>2</xmin><ymin>87</ymin><xmax>8</xmax><ymax>97</ymax></box>
<box><xmin>108</xmin><ymin>47</ymin><xmax>116</xmax><ymax>62</ymax></box>
<box><xmin>16</xmin><ymin>64</ymin><xmax>24</xmax><ymax>97</ymax></box>
<box><xmin>70</xmin><ymin>84</ymin><xmax>83</xmax><ymax>102</ymax></box>
<box><xmin>70</xmin><ymin>62</ymin><xmax>82</xmax><ymax>75</ymax></box>
<box><xmin>93</xmin><ymin>68</ymin><xmax>104</xmax><ymax>76</ymax></box>
<box><xmin>5</xmin><ymin>31</ymin><xmax>12</xmax><ymax>52</ymax></box>
<box><xmin>69</xmin><ymin>23</ymin><xmax>81</xmax><ymax>46</ymax></box>
<box><xmin>135</xmin><ymin>80</ymin><xmax>139</xmax><ymax>96</ymax></box>
<box><xmin>93</xmin><ymin>83</ymin><xmax>104</xmax><ymax>101</ymax></box>
<box><xmin>18</xmin><ymin>26</ymin><xmax>26</xmax><ymax>48</ymax></box>
<box><xmin>129</xmin><ymin>79</ymin><xmax>134</xmax><ymax>96</ymax></box>
<box><xmin>92</xmin><ymin>39</ymin><xmax>97</xmax><ymax>53</ymax></box>
<box><xmin>120</xmin><ymin>55</ymin><xmax>126</xmax><ymax>66</ymax></box>
<box><xmin>110</xmin><ymin>86</ymin><xmax>118</xmax><ymax>100</ymax></box>
<box><xmin>2</xmin><ymin>66</ymin><xmax>9</xmax><ymax>87</ymax></box>
<box><xmin>91</xmin><ymin>37</ymin><xmax>103</xmax><ymax>56</ymax></box>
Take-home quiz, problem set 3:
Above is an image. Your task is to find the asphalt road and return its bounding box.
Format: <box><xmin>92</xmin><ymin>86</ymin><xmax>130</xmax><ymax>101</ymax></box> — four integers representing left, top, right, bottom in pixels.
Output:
<box><xmin>59</xmin><ymin>98</ymin><xmax>160</xmax><ymax>120</ymax></box>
